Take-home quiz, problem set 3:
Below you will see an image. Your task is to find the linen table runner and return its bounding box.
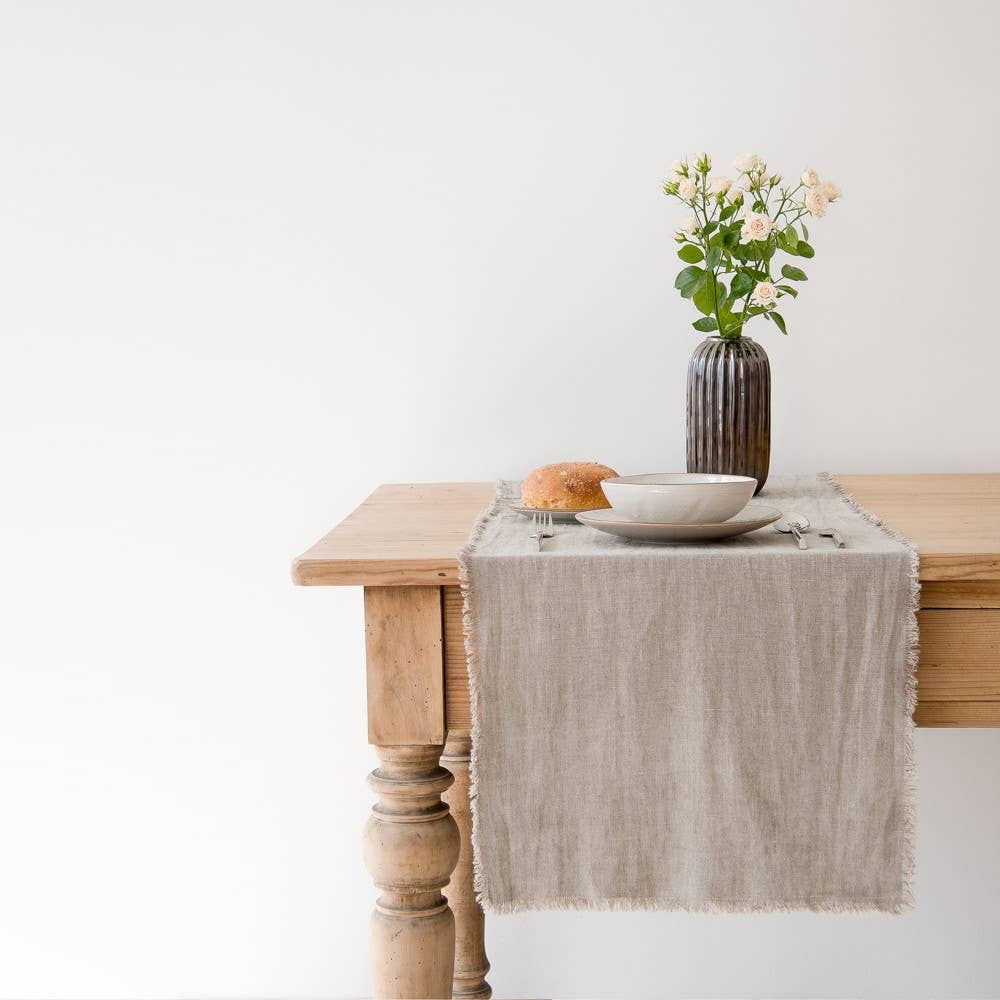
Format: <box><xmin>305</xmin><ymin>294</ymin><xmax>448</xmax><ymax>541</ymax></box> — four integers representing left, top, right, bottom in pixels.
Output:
<box><xmin>459</xmin><ymin>474</ymin><xmax>917</xmax><ymax>913</ymax></box>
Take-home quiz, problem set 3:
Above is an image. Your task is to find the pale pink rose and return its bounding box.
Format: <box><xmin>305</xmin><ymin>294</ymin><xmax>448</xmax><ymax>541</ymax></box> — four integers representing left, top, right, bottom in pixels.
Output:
<box><xmin>805</xmin><ymin>188</ymin><xmax>828</xmax><ymax>217</ymax></box>
<box><xmin>679</xmin><ymin>216</ymin><xmax>698</xmax><ymax>234</ymax></box>
<box><xmin>678</xmin><ymin>177</ymin><xmax>699</xmax><ymax>200</ymax></box>
<box><xmin>724</xmin><ymin>186</ymin><xmax>744</xmax><ymax>205</ymax></box>
<box><xmin>751</xmin><ymin>281</ymin><xmax>777</xmax><ymax>306</ymax></box>
<box><xmin>738</xmin><ymin>174</ymin><xmax>754</xmax><ymax>191</ymax></box>
<box><xmin>818</xmin><ymin>180</ymin><xmax>841</xmax><ymax>201</ymax></box>
<box><xmin>800</xmin><ymin>168</ymin><xmax>820</xmax><ymax>187</ymax></box>
<box><xmin>709</xmin><ymin>175</ymin><xmax>732</xmax><ymax>195</ymax></box>
<box><xmin>740</xmin><ymin>212</ymin><xmax>774</xmax><ymax>242</ymax></box>
<box><xmin>733</xmin><ymin>152</ymin><xmax>763</xmax><ymax>174</ymax></box>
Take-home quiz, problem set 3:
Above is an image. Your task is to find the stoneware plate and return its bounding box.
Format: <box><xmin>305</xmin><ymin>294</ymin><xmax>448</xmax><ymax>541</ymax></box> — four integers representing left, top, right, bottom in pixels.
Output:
<box><xmin>510</xmin><ymin>505</ymin><xmax>595</xmax><ymax>523</ymax></box>
<box><xmin>576</xmin><ymin>505</ymin><xmax>782</xmax><ymax>542</ymax></box>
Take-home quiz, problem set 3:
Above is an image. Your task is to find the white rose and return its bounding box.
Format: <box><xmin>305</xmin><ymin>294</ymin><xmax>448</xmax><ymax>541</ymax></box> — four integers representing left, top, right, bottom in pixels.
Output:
<box><xmin>818</xmin><ymin>180</ymin><xmax>841</xmax><ymax>202</ymax></box>
<box><xmin>738</xmin><ymin>173</ymin><xmax>754</xmax><ymax>191</ymax></box>
<box><xmin>724</xmin><ymin>185</ymin><xmax>744</xmax><ymax>205</ymax></box>
<box><xmin>741</xmin><ymin>212</ymin><xmax>774</xmax><ymax>242</ymax></box>
<box><xmin>733</xmin><ymin>152</ymin><xmax>762</xmax><ymax>174</ymax></box>
<box><xmin>800</xmin><ymin>168</ymin><xmax>820</xmax><ymax>187</ymax></box>
<box><xmin>679</xmin><ymin>216</ymin><xmax>698</xmax><ymax>234</ymax></box>
<box><xmin>671</xmin><ymin>159</ymin><xmax>688</xmax><ymax>176</ymax></box>
<box><xmin>709</xmin><ymin>175</ymin><xmax>732</xmax><ymax>195</ymax></box>
<box><xmin>805</xmin><ymin>188</ymin><xmax>828</xmax><ymax>217</ymax></box>
<box><xmin>678</xmin><ymin>177</ymin><xmax>699</xmax><ymax>200</ymax></box>
<box><xmin>673</xmin><ymin>231</ymin><xmax>686</xmax><ymax>242</ymax></box>
<box><xmin>751</xmin><ymin>281</ymin><xmax>777</xmax><ymax>306</ymax></box>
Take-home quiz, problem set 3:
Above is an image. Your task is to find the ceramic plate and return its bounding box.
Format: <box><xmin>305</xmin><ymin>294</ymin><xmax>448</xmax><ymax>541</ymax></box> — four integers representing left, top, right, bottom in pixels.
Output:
<box><xmin>510</xmin><ymin>505</ymin><xmax>595</xmax><ymax>523</ymax></box>
<box><xmin>575</xmin><ymin>505</ymin><xmax>782</xmax><ymax>542</ymax></box>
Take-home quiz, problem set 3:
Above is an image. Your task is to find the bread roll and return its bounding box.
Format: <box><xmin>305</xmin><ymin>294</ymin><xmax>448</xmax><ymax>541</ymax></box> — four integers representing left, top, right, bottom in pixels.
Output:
<box><xmin>521</xmin><ymin>461</ymin><xmax>619</xmax><ymax>510</ymax></box>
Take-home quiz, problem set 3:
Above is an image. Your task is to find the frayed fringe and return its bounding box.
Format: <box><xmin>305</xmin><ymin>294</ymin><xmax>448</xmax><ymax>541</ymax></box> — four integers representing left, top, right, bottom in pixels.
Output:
<box><xmin>456</xmin><ymin>480</ymin><xmax>507</xmax><ymax>910</ymax></box>
<box><xmin>484</xmin><ymin>894</ymin><xmax>911</xmax><ymax>916</ymax></box>
<box><xmin>821</xmin><ymin>472</ymin><xmax>920</xmax><ymax>913</ymax></box>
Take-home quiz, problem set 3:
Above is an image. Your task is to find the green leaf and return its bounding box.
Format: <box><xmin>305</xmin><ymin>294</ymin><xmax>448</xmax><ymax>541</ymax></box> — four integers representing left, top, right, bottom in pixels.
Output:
<box><xmin>796</xmin><ymin>240</ymin><xmax>815</xmax><ymax>258</ymax></box>
<box><xmin>719</xmin><ymin>204</ymin><xmax>736</xmax><ymax>221</ymax></box>
<box><xmin>771</xmin><ymin>311</ymin><xmax>788</xmax><ymax>335</ymax></box>
<box><xmin>783</xmin><ymin>225</ymin><xmax>798</xmax><ymax>248</ymax></box>
<box><xmin>781</xmin><ymin>264</ymin><xmax>808</xmax><ymax>281</ymax></box>
<box><xmin>692</xmin><ymin>316</ymin><xmax>718</xmax><ymax>332</ymax></box>
<box><xmin>801</xmin><ymin>223</ymin><xmax>810</xmax><ymax>240</ymax></box>
<box><xmin>693</xmin><ymin>275</ymin><xmax>719</xmax><ymax>315</ymax></box>
<box><xmin>677</xmin><ymin>245</ymin><xmax>704</xmax><ymax>263</ymax></box>
<box><xmin>722</xmin><ymin>227</ymin><xmax>740</xmax><ymax>249</ymax></box>
<box><xmin>776</xmin><ymin>284</ymin><xmax>798</xmax><ymax>298</ymax></box>
<box><xmin>730</xmin><ymin>270</ymin><xmax>753</xmax><ymax>298</ymax></box>
<box><xmin>676</xmin><ymin>266</ymin><xmax>707</xmax><ymax>299</ymax></box>
<box><xmin>706</xmin><ymin>245</ymin><xmax>723</xmax><ymax>269</ymax></box>
<box><xmin>752</xmin><ymin>199</ymin><xmax>766</xmax><ymax>212</ymax></box>
<box><xmin>675</xmin><ymin>265</ymin><xmax>704</xmax><ymax>293</ymax></box>
<box><xmin>703</xmin><ymin>221</ymin><xmax>719</xmax><ymax>236</ymax></box>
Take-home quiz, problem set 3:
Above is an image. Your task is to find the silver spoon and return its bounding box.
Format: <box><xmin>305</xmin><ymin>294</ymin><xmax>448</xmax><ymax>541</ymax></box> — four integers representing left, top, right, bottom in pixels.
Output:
<box><xmin>774</xmin><ymin>512</ymin><xmax>810</xmax><ymax>549</ymax></box>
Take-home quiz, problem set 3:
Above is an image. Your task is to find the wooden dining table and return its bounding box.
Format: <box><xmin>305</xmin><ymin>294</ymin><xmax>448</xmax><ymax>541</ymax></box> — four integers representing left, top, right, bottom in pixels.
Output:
<box><xmin>292</xmin><ymin>473</ymin><xmax>1000</xmax><ymax>1000</ymax></box>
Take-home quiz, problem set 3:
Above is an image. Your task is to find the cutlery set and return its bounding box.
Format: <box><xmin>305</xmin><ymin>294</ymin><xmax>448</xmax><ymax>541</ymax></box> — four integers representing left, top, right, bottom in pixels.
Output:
<box><xmin>774</xmin><ymin>513</ymin><xmax>847</xmax><ymax>549</ymax></box>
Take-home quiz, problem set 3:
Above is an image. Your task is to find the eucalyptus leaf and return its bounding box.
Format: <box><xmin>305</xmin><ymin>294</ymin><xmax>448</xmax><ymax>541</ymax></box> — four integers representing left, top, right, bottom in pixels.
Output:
<box><xmin>801</xmin><ymin>223</ymin><xmax>810</xmax><ymax>240</ymax></box>
<box><xmin>678</xmin><ymin>245</ymin><xmax>705</xmax><ymax>263</ymax></box>
<box><xmin>796</xmin><ymin>240</ymin><xmax>815</xmax><ymax>258</ymax></box>
<box><xmin>692</xmin><ymin>316</ymin><xmax>718</xmax><ymax>332</ymax></box>
<box><xmin>781</xmin><ymin>264</ymin><xmax>808</xmax><ymax>281</ymax></box>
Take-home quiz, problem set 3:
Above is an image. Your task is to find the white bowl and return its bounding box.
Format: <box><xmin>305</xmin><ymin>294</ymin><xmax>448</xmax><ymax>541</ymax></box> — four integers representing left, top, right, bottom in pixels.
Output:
<box><xmin>600</xmin><ymin>473</ymin><xmax>757</xmax><ymax>524</ymax></box>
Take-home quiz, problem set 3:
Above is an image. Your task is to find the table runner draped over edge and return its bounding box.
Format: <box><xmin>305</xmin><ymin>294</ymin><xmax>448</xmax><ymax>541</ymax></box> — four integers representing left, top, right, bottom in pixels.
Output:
<box><xmin>458</xmin><ymin>473</ymin><xmax>918</xmax><ymax>914</ymax></box>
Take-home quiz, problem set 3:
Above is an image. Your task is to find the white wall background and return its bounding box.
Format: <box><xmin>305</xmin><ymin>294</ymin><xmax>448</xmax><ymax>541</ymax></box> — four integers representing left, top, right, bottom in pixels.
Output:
<box><xmin>2</xmin><ymin>1</ymin><xmax>999</xmax><ymax>997</ymax></box>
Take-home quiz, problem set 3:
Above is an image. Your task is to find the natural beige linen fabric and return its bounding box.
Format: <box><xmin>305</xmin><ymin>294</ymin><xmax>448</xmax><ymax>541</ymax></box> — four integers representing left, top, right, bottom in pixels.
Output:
<box><xmin>460</xmin><ymin>474</ymin><xmax>917</xmax><ymax>914</ymax></box>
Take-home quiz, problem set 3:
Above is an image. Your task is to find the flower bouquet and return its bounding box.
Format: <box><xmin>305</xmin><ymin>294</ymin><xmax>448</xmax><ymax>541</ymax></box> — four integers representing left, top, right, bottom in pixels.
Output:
<box><xmin>663</xmin><ymin>152</ymin><xmax>840</xmax><ymax>340</ymax></box>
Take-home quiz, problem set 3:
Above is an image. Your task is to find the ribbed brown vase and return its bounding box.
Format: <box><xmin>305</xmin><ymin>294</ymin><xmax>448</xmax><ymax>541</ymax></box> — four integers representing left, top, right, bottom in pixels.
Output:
<box><xmin>686</xmin><ymin>336</ymin><xmax>770</xmax><ymax>495</ymax></box>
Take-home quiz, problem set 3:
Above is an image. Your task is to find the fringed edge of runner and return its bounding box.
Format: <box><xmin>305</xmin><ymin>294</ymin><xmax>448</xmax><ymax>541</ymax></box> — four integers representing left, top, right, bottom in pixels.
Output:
<box><xmin>456</xmin><ymin>480</ymin><xmax>507</xmax><ymax>911</ymax></box>
<box><xmin>821</xmin><ymin>471</ymin><xmax>919</xmax><ymax>914</ymax></box>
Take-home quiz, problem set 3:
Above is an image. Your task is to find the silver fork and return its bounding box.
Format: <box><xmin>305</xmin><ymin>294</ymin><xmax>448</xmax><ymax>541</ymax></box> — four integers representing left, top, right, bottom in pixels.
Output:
<box><xmin>530</xmin><ymin>511</ymin><xmax>554</xmax><ymax>551</ymax></box>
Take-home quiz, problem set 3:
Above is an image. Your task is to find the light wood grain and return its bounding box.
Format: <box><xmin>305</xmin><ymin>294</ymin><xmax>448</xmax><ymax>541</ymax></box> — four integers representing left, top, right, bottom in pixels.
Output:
<box><xmin>444</xmin><ymin>586</ymin><xmax>471</xmax><ymax>732</ymax></box>
<box><xmin>916</xmin><ymin>610</ymin><xmax>1000</xmax><ymax>700</ymax></box>
<box><xmin>838</xmin><ymin>474</ymin><xmax>1000</xmax><ymax>581</ymax></box>
<box><xmin>293</xmin><ymin>475</ymin><xmax>1000</xmax><ymax>586</ymax></box>
<box><xmin>293</xmin><ymin>483</ymin><xmax>494</xmax><ymax>587</ymax></box>
<box><xmin>443</xmin><ymin>734</ymin><xmax>491</xmax><ymax>999</ymax></box>
<box><xmin>919</xmin><ymin>581</ymin><xmax>1000</xmax><ymax>608</ymax></box>
<box><xmin>913</xmin><ymin>702</ymin><xmax>1000</xmax><ymax>727</ymax></box>
<box><xmin>364</xmin><ymin>587</ymin><xmax>445</xmax><ymax>746</ymax></box>
<box><xmin>363</xmin><ymin>744</ymin><xmax>459</xmax><ymax>998</ymax></box>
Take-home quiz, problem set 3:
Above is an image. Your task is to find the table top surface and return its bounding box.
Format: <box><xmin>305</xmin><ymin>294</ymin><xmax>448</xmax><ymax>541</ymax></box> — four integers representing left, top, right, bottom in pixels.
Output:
<box><xmin>291</xmin><ymin>474</ymin><xmax>1000</xmax><ymax>587</ymax></box>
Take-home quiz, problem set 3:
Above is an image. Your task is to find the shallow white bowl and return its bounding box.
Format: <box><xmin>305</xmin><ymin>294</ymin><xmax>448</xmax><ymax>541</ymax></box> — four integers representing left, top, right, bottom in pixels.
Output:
<box><xmin>600</xmin><ymin>473</ymin><xmax>757</xmax><ymax>524</ymax></box>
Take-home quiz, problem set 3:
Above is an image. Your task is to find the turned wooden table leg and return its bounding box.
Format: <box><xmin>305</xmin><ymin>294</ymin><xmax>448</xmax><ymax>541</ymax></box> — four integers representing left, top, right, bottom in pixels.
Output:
<box><xmin>442</xmin><ymin>734</ymin><xmax>492</xmax><ymax>999</ymax></box>
<box><xmin>364</xmin><ymin>745</ymin><xmax>460</xmax><ymax>999</ymax></box>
